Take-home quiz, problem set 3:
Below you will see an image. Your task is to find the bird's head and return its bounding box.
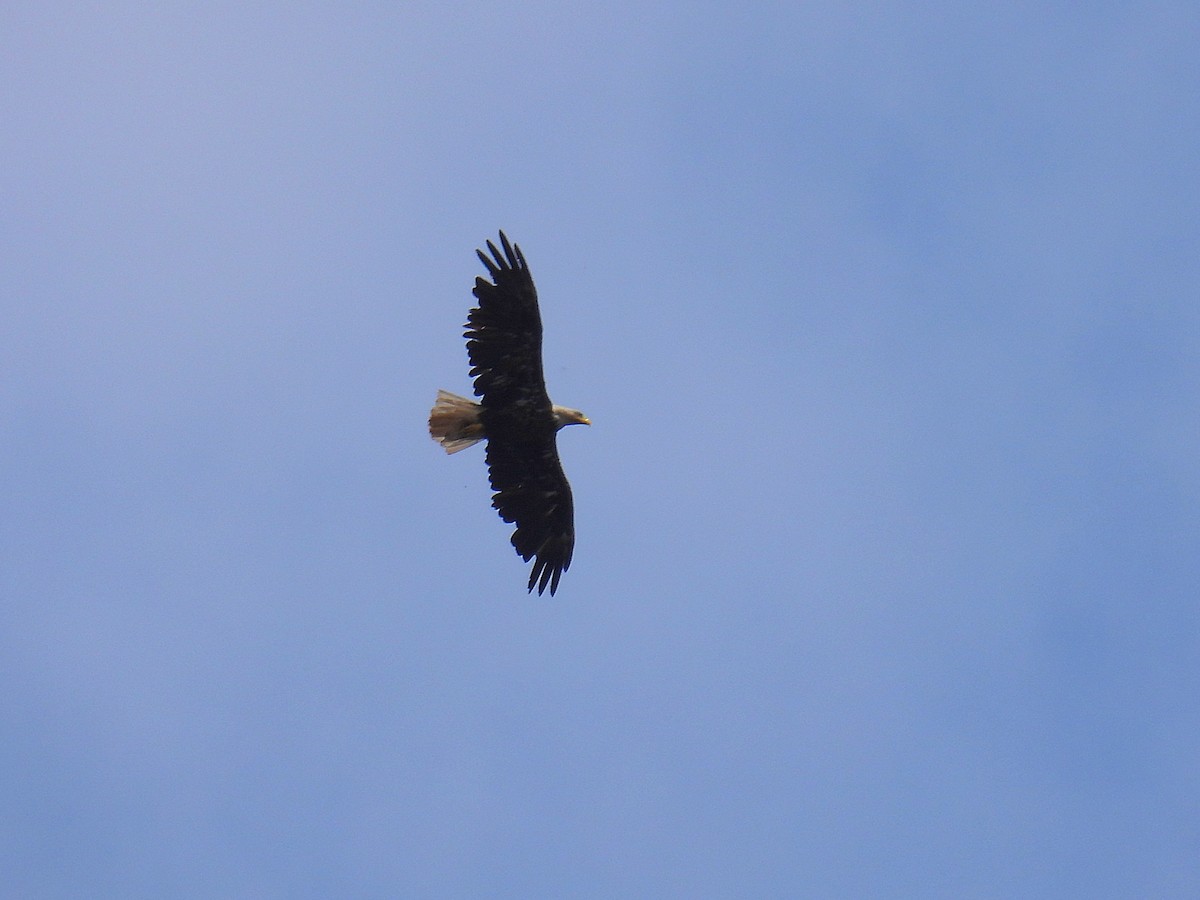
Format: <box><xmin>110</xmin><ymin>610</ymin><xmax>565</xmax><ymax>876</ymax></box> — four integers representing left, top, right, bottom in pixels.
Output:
<box><xmin>552</xmin><ymin>406</ymin><xmax>591</xmax><ymax>429</ymax></box>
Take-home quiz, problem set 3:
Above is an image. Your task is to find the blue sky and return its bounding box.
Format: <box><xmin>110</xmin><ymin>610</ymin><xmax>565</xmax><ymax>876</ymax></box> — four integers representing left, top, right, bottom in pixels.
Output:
<box><xmin>3</xmin><ymin>2</ymin><xmax>1198</xmax><ymax>897</ymax></box>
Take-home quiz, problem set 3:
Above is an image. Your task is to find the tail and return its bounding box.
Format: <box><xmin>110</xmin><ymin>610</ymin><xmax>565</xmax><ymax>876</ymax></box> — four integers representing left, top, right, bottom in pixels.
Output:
<box><xmin>429</xmin><ymin>390</ymin><xmax>486</xmax><ymax>453</ymax></box>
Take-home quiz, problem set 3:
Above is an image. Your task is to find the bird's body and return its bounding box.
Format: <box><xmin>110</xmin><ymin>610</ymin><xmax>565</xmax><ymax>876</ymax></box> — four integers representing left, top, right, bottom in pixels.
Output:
<box><xmin>429</xmin><ymin>232</ymin><xmax>589</xmax><ymax>596</ymax></box>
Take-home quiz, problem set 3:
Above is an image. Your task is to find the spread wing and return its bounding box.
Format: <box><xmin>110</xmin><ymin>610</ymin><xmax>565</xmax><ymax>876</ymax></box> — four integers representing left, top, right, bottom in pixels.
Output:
<box><xmin>464</xmin><ymin>231</ymin><xmax>575</xmax><ymax>595</ymax></box>
<box><xmin>484</xmin><ymin>436</ymin><xmax>575</xmax><ymax>596</ymax></box>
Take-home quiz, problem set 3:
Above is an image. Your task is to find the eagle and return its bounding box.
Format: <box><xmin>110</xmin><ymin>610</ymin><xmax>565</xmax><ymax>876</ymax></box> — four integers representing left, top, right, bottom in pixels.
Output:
<box><xmin>429</xmin><ymin>231</ymin><xmax>590</xmax><ymax>596</ymax></box>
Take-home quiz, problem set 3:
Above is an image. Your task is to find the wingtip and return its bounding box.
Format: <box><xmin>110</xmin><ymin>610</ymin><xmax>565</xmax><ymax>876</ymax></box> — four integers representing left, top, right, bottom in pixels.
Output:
<box><xmin>495</xmin><ymin>230</ymin><xmax>525</xmax><ymax>271</ymax></box>
<box><xmin>526</xmin><ymin>558</ymin><xmax>561</xmax><ymax>596</ymax></box>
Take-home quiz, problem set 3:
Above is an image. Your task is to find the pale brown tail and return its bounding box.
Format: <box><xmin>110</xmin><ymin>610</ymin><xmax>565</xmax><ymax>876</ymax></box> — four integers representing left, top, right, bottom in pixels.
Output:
<box><xmin>428</xmin><ymin>390</ymin><xmax>486</xmax><ymax>453</ymax></box>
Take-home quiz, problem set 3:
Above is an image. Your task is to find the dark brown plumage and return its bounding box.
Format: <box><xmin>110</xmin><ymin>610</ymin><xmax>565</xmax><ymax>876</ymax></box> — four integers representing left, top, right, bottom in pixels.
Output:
<box><xmin>429</xmin><ymin>232</ymin><xmax>589</xmax><ymax>596</ymax></box>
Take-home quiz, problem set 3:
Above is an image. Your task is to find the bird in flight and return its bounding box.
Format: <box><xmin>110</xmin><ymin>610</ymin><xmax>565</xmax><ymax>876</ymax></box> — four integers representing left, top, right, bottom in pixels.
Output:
<box><xmin>429</xmin><ymin>231</ymin><xmax>590</xmax><ymax>596</ymax></box>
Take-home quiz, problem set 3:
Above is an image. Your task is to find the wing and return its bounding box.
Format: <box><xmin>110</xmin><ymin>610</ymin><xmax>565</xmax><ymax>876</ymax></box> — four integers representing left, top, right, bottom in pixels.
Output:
<box><xmin>465</xmin><ymin>231</ymin><xmax>550</xmax><ymax>417</ymax></box>
<box><xmin>485</xmin><ymin>435</ymin><xmax>575</xmax><ymax>596</ymax></box>
<box><xmin>465</xmin><ymin>231</ymin><xmax>575</xmax><ymax>596</ymax></box>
